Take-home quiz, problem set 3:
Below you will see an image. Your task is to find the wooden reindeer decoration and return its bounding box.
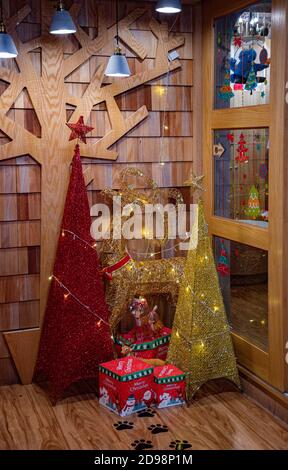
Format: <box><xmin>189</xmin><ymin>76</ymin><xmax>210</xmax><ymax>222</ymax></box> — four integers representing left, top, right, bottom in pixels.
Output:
<box><xmin>0</xmin><ymin>0</ymin><xmax>184</xmax><ymax>384</ymax></box>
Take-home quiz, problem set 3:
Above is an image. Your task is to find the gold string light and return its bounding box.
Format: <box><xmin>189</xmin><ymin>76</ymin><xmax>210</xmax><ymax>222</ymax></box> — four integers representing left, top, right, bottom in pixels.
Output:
<box><xmin>48</xmin><ymin>274</ymin><xmax>110</xmax><ymax>327</ymax></box>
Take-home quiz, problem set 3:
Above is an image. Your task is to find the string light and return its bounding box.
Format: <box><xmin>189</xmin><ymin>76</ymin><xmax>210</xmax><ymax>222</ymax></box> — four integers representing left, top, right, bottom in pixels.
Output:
<box><xmin>175</xmin><ymin>329</ymin><xmax>231</xmax><ymax>347</ymax></box>
<box><xmin>49</xmin><ymin>275</ymin><xmax>110</xmax><ymax>326</ymax></box>
<box><xmin>125</xmin><ymin>233</ymin><xmax>190</xmax><ymax>258</ymax></box>
<box><xmin>155</xmin><ymin>85</ymin><xmax>166</xmax><ymax>96</ymax></box>
<box><xmin>61</xmin><ymin>229</ymin><xmax>98</xmax><ymax>251</ymax></box>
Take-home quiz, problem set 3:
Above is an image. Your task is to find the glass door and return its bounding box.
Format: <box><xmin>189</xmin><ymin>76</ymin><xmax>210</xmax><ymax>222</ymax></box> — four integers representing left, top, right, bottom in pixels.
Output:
<box><xmin>203</xmin><ymin>0</ymin><xmax>288</xmax><ymax>391</ymax></box>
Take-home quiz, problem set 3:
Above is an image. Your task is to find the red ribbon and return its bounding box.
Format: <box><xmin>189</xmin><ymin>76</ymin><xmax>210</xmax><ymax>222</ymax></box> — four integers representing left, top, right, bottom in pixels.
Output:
<box><xmin>102</xmin><ymin>253</ymin><xmax>132</xmax><ymax>280</ymax></box>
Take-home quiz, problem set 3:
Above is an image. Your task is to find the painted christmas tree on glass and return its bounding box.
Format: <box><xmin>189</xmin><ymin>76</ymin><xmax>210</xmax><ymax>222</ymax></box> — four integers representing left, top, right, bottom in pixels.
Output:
<box><xmin>218</xmin><ymin>68</ymin><xmax>235</xmax><ymax>102</ymax></box>
<box><xmin>245</xmin><ymin>185</ymin><xmax>261</xmax><ymax>220</ymax></box>
<box><xmin>217</xmin><ymin>242</ymin><xmax>230</xmax><ymax>277</ymax></box>
<box><xmin>235</xmin><ymin>133</ymin><xmax>249</xmax><ymax>163</ymax></box>
<box><xmin>167</xmin><ymin>201</ymin><xmax>239</xmax><ymax>401</ymax></box>
<box><xmin>245</xmin><ymin>63</ymin><xmax>257</xmax><ymax>93</ymax></box>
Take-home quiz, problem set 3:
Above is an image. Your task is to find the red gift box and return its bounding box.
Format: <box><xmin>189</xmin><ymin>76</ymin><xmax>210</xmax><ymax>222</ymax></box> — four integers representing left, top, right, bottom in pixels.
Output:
<box><xmin>116</xmin><ymin>327</ymin><xmax>172</xmax><ymax>360</ymax></box>
<box><xmin>99</xmin><ymin>357</ymin><xmax>154</xmax><ymax>416</ymax></box>
<box><xmin>153</xmin><ymin>364</ymin><xmax>186</xmax><ymax>409</ymax></box>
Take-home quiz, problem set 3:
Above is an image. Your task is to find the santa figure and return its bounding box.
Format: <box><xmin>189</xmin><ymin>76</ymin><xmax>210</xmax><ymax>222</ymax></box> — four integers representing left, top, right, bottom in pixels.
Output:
<box><xmin>142</xmin><ymin>389</ymin><xmax>153</xmax><ymax>407</ymax></box>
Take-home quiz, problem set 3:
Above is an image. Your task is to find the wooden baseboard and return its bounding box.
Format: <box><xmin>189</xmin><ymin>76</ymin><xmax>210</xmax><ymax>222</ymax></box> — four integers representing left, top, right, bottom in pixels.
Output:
<box><xmin>239</xmin><ymin>365</ymin><xmax>288</xmax><ymax>425</ymax></box>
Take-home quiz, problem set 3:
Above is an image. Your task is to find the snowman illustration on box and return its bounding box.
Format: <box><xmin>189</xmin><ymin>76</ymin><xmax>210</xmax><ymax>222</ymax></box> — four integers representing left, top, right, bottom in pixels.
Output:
<box><xmin>122</xmin><ymin>394</ymin><xmax>136</xmax><ymax>416</ymax></box>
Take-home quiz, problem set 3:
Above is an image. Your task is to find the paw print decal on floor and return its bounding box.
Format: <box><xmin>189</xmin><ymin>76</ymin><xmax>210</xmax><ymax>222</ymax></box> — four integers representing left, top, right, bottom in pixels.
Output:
<box><xmin>169</xmin><ymin>439</ymin><xmax>192</xmax><ymax>450</ymax></box>
<box><xmin>131</xmin><ymin>439</ymin><xmax>154</xmax><ymax>450</ymax></box>
<box><xmin>113</xmin><ymin>421</ymin><xmax>134</xmax><ymax>431</ymax></box>
<box><xmin>148</xmin><ymin>424</ymin><xmax>169</xmax><ymax>435</ymax></box>
<box><xmin>137</xmin><ymin>408</ymin><xmax>156</xmax><ymax>418</ymax></box>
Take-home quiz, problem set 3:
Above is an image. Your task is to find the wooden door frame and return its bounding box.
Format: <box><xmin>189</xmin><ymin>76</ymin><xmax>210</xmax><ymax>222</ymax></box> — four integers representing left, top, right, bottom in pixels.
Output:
<box><xmin>202</xmin><ymin>0</ymin><xmax>288</xmax><ymax>391</ymax></box>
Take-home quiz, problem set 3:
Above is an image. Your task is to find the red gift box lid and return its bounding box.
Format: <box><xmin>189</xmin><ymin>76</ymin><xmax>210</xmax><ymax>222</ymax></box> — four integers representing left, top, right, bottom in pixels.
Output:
<box><xmin>99</xmin><ymin>356</ymin><xmax>153</xmax><ymax>382</ymax></box>
<box><xmin>153</xmin><ymin>364</ymin><xmax>186</xmax><ymax>384</ymax></box>
<box><xmin>116</xmin><ymin>327</ymin><xmax>171</xmax><ymax>352</ymax></box>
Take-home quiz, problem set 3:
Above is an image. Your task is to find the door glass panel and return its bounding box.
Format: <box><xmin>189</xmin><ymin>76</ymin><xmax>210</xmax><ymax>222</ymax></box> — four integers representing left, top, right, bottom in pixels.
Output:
<box><xmin>214</xmin><ymin>128</ymin><xmax>269</xmax><ymax>226</ymax></box>
<box><xmin>214</xmin><ymin>237</ymin><xmax>268</xmax><ymax>352</ymax></box>
<box><xmin>214</xmin><ymin>0</ymin><xmax>272</xmax><ymax>109</ymax></box>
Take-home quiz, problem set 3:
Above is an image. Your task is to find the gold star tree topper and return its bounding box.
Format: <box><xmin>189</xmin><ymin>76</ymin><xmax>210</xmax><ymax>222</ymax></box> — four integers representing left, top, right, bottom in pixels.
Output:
<box><xmin>184</xmin><ymin>173</ymin><xmax>205</xmax><ymax>193</ymax></box>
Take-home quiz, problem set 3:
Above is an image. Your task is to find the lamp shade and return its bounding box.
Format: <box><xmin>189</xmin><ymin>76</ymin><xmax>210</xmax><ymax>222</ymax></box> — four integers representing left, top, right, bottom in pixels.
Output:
<box><xmin>49</xmin><ymin>9</ymin><xmax>76</xmax><ymax>35</ymax></box>
<box><xmin>0</xmin><ymin>31</ymin><xmax>18</xmax><ymax>58</ymax></box>
<box><xmin>156</xmin><ymin>0</ymin><xmax>182</xmax><ymax>13</ymax></box>
<box><xmin>105</xmin><ymin>50</ymin><xmax>131</xmax><ymax>77</ymax></box>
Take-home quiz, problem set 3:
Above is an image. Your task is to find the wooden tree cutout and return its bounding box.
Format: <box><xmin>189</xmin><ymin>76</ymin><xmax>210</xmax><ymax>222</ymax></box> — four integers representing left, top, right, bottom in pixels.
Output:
<box><xmin>0</xmin><ymin>0</ymin><xmax>184</xmax><ymax>384</ymax></box>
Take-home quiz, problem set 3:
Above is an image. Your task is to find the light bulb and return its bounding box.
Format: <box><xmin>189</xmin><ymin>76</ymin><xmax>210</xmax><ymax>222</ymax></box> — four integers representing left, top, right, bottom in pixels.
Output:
<box><xmin>156</xmin><ymin>0</ymin><xmax>182</xmax><ymax>14</ymax></box>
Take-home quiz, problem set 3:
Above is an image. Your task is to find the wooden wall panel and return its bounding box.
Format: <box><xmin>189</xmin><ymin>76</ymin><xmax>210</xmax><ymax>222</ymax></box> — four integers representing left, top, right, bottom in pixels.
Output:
<box><xmin>0</xmin><ymin>0</ymin><xmax>199</xmax><ymax>385</ymax></box>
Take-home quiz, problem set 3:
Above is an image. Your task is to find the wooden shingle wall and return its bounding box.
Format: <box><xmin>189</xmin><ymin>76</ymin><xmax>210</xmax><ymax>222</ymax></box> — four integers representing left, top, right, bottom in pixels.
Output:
<box><xmin>0</xmin><ymin>0</ymin><xmax>200</xmax><ymax>385</ymax></box>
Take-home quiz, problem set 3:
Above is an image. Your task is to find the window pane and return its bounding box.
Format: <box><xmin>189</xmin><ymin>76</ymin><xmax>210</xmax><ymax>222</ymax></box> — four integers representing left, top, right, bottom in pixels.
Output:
<box><xmin>214</xmin><ymin>128</ymin><xmax>269</xmax><ymax>226</ymax></box>
<box><xmin>214</xmin><ymin>1</ymin><xmax>271</xmax><ymax>109</ymax></box>
<box><xmin>214</xmin><ymin>237</ymin><xmax>268</xmax><ymax>352</ymax></box>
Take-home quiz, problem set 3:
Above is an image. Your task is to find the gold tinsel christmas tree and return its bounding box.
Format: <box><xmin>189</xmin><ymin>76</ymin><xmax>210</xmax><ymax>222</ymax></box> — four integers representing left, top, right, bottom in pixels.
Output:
<box><xmin>167</xmin><ymin>200</ymin><xmax>240</xmax><ymax>401</ymax></box>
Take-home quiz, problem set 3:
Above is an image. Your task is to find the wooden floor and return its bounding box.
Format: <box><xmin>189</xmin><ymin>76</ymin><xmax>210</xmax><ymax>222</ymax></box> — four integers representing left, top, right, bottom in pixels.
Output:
<box><xmin>0</xmin><ymin>381</ymin><xmax>288</xmax><ymax>450</ymax></box>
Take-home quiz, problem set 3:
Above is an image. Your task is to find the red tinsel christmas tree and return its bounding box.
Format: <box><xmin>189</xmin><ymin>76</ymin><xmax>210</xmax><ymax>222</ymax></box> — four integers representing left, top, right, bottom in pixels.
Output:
<box><xmin>35</xmin><ymin>144</ymin><xmax>113</xmax><ymax>400</ymax></box>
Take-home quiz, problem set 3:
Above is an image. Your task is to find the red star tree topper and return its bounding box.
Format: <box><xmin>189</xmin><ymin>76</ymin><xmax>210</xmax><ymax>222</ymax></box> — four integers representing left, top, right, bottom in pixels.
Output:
<box><xmin>67</xmin><ymin>115</ymin><xmax>94</xmax><ymax>144</ymax></box>
<box><xmin>35</xmin><ymin>144</ymin><xmax>113</xmax><ymax>400</ymax></box>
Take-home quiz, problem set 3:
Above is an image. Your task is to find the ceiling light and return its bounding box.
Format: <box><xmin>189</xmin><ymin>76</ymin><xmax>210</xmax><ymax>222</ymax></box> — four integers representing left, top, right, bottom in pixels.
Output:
<box><xmin>105</xmin><ymin>0</ymin><xmax>130</xmax><ymax>78</ymax></box>
<box><xmin>156</xmin><ymin>0</ymin><xmax>182</xmax><ymax>14</ymax></box>
<box><xmin>50</xmin><ymin>1</ymin><xmax>76</xmax><ymax>35</ymax></box>
<box><xmin>0</xmin><ymin>1</ymin><xmax>17</xmax><ymax>58</ymax></box>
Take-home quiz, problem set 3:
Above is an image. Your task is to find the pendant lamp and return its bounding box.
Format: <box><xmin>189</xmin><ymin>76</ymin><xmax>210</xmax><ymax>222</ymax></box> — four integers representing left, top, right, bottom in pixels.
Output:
<box><xmin>0</xmin><ymin>1</ymin><xmax>18</xmax><ymax>58</ymax></box>
<box><xmin>156</xmin><ymin>0</ymin><xmax>182</xmax><ymax>14</ymax></box>
<box><xmin>50</xmin><ymin>0</ymin><xmax>76</xmax><ymax>35</ymax></box>
<box><xmin>105</xmin><ymin>0</ymin><xmax>131</xmax><ymax>78</ymax></box>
